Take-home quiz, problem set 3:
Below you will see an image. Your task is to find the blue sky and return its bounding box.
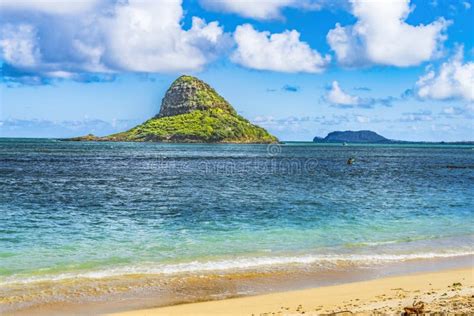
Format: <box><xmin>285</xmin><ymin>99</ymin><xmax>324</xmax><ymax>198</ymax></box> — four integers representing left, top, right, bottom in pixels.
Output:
<box><xmin>0</xmin><ymin>0</ymin><xmax>473</xmax><ymax>141</ymax></box>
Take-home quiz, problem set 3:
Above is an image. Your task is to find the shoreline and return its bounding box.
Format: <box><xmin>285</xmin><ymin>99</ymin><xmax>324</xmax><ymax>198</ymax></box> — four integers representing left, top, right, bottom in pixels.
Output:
<box><xmin>4</xmin><ymin>256</ymin><xmax>472</xmax><ymax>315</ymax></box>
<box><xmin>109</xmin><ymin>267</ymin><xmax>474</xmax><ymax>315</ymax></box>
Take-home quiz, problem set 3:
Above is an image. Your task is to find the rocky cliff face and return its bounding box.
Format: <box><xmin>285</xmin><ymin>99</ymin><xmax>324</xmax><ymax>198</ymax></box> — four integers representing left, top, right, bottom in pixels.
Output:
<box><xmin>157</xmin><ymin>75</ymin><xmax>235</xmax><ymax>118</ymax></box>
<box><xmin>67</xmin><ymin>75</ymin><xmax>278</xmax><ymax>143</ymax></box>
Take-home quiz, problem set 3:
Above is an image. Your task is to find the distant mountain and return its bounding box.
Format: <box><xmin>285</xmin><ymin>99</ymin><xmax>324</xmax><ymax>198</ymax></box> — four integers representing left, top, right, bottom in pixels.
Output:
<box><xmin>65</xmin><ymin>75</ymin><xmax>277</xmax><ymax>144</ymax></box>
<box><xmin>313</xmin><ymin>130</ymin><xmax>389</xmax><ymax>143</ymax></box>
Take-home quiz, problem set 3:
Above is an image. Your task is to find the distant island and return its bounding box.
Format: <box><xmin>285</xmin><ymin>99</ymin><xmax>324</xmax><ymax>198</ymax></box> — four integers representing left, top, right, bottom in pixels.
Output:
<box><xmin>313</xmin><ymin>130</ymin><xmax>388</xmax><ymax>143</ymax></box>
<box><xmin>313</xmin><ymin>130</ymin><xmax>474</xmax><ymax>145</ymax></box>
<box><xmin>65</xmin><ymin>75</ymin><xmax>278</xmax><ymax>143</ymax></box>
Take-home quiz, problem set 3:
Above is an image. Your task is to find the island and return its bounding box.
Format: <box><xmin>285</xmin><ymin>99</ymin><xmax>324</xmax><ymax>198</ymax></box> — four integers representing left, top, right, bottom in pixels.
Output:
<box><xmin>313</xmin><ymin>130</ymin><xmax>389</xmax><ymax>143</ymax></box>
<box><xmin>313</xmin><ymin>130</ymin><xmax>474</xmax><ymax>145</ymax></box>
<box><xmin>66</xmin><ymin>75</ymin><xmax>278</xmax><ymax>143</ymax></box>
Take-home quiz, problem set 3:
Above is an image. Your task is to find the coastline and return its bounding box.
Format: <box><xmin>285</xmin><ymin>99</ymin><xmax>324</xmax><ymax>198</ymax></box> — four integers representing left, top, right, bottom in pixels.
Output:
<box><xmin>4</xmin><ymin>256</ymin><xmax>472</xmax><ymax>315</ymax></box>
<box><xmin>110</xmin><ymin>267</ymin><xmax>474</xmax><ymax>315</ymax></box>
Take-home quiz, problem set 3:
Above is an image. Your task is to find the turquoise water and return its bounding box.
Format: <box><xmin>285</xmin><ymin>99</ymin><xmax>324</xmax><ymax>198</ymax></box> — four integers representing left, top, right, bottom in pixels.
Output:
<box><xmin>0</xmin><ymin>138</ymin><xmax>473</xmax><ymax>284</ymax></box>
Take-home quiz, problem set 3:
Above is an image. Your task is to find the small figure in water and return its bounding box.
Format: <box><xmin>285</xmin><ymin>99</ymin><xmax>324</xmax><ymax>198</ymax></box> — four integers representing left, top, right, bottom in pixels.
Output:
<box><xmin>347</xmin><ymin>157</ymin><xmax>355</xmax><ymax>165</ymax></box>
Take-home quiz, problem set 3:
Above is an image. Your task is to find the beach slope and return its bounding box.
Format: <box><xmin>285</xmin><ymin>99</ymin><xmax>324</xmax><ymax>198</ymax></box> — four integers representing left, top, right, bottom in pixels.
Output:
<box><xmin>109</xmin><ymin>267</ymin><xmax>473</xmax><ymax>315</ymax></box>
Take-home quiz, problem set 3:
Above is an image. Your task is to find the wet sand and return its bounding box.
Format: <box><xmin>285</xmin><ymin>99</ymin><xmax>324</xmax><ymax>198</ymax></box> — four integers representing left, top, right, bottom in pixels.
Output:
<box><xmin>109</xmin><ymin>267</ymin><xmax>473</xmax><ymax>315</ymax></box>
<box><xmin>3</xmin><ymin>257</ymin><xmax>473</xmax><ymax>315</ymax></box>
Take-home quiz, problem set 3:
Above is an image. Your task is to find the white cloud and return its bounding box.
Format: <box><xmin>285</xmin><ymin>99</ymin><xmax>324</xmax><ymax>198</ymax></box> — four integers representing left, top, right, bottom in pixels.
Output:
<box><xmin>440</xmin><ymin>106</ymin><xmax>473</xmax><ymax>119</ymax></box>
<box><xmin>0</xmin><ymin>0</ymin><xmax>228</xmax><ymax>81</ymax></box>
<box><xmin>0</xmin><ymin>0</ymin><xmax>102</xmax><ymax>15</ymax></box>
<box><xmin>327</xmin><ymin>0</ymin><xmax>449</xmax><ymax>67</ymax></box>
<box><xmin>232</xmin><ymin>24</ymin><xmax>329</xmax><ymax>73</ymax></box>
<box><xmin>355</xmin><ymin>115</ymin><xmax>370</xmax><ymax>123</ymax></box>
<box><xmin>199</xmin><ymin>0</ymin><xmax>329</xmax><ymax>20</ymax></box>
<box><xmin>0</xmin><ymin>118</ymin><xmax>141</xmax><ymax>138</ymax></box>
<box><xmin>324</xmin><ymin>81</ymin><xmax>397</xmax><ymax>108</ymax></box>
<box><xmin>103</xmin><ymin>1</ymin><xmax>227</xmax><ymax>73</ymax></box>
<box><xmin>326</xmin><ymin>81</ymin><xmax>359</xmax><ymax>106</ymax></box>
<box><xmin>200</xmin><ymin>0</ymin><xmax>296</xmax><ymax>20</ymax></box>
<box><xmin>399</xmin><ymin>110</ymin><xmax>434</xmax><ymax>122</ymax></box>
<box><xmin>442</xmin><ymin>106</ymin><xmax>457</xmax><ymax>114</ymax></box>
<box><xmin>416</xmin><ymin>48</ymin><xmax>474</xmax><ymax>101</ymax></box>
<box><xmin>0</xmin><ymin>24</ymin><xmax>40</xmax><ymax>67</ymax></box>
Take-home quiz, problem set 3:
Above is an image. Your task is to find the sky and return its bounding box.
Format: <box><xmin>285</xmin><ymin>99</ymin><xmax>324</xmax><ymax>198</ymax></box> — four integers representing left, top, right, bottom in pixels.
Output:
<box><xmin>0</xmin><ymin>0</ymin><xmax>473</xmax><ymax>141</ymax></box>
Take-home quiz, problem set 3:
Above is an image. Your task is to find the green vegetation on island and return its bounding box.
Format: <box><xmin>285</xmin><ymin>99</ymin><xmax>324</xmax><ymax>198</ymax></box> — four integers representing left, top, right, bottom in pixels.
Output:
<box><xmin>106</xmin><ymin>108</ymin><xmax>277</xmax><ymax>143</ymax></box>
<box><xmin>67</xmin><ymin>75</ymin><xmax>277</xmax><ymax>143</ymax></box>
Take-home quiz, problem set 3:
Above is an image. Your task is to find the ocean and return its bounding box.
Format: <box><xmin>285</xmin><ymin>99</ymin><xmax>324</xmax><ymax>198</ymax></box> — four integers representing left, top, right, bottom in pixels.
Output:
<box><xmin>1</xmin><ymin>138</ymin><xmax>473</xmax><ymax>311</ymax></box>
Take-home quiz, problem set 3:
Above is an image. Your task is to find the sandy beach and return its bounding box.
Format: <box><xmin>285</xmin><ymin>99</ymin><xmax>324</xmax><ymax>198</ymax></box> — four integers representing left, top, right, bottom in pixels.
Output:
<box><xmin>109</xmin><ymin>267</ymin><xmax>473</xmax><ymax>315</ymax></box>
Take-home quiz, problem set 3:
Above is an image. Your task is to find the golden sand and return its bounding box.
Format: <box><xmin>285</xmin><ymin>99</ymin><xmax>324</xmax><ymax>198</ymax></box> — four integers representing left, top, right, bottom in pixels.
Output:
<box><xmin>108</xmin><ymin>267</ymin><xmax>473</xmax><ymax>315</ymax></box>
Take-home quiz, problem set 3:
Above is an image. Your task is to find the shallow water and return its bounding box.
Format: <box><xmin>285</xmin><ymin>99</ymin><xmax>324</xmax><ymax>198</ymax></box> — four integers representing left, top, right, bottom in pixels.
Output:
<box><xmin>1</xmin><ymin>139</ymin><xmax>473</xmax><ymax>287</ymax></box>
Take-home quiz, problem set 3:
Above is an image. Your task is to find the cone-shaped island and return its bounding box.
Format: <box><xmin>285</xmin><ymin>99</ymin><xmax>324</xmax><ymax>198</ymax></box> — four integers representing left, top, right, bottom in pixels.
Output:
<box><xmin>67</xmin><ymin>75</ymin><xmax>278</xmax><ymax>143</ymax></box>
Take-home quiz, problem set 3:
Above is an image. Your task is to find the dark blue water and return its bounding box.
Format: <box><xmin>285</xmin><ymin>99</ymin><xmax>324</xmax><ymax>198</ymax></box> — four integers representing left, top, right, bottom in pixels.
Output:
<box><xmin>0</xmin><ymin>138</ymin><xmax>473</xmax><ymax>283</ymax></box>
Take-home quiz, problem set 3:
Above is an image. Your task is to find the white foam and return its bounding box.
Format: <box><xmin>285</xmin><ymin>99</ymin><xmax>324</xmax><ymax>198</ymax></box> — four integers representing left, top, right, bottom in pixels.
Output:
<box><xmin>2</xmin><ymin>251</ymin><xmax>473</xmax><ymax>285</ymax></box>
